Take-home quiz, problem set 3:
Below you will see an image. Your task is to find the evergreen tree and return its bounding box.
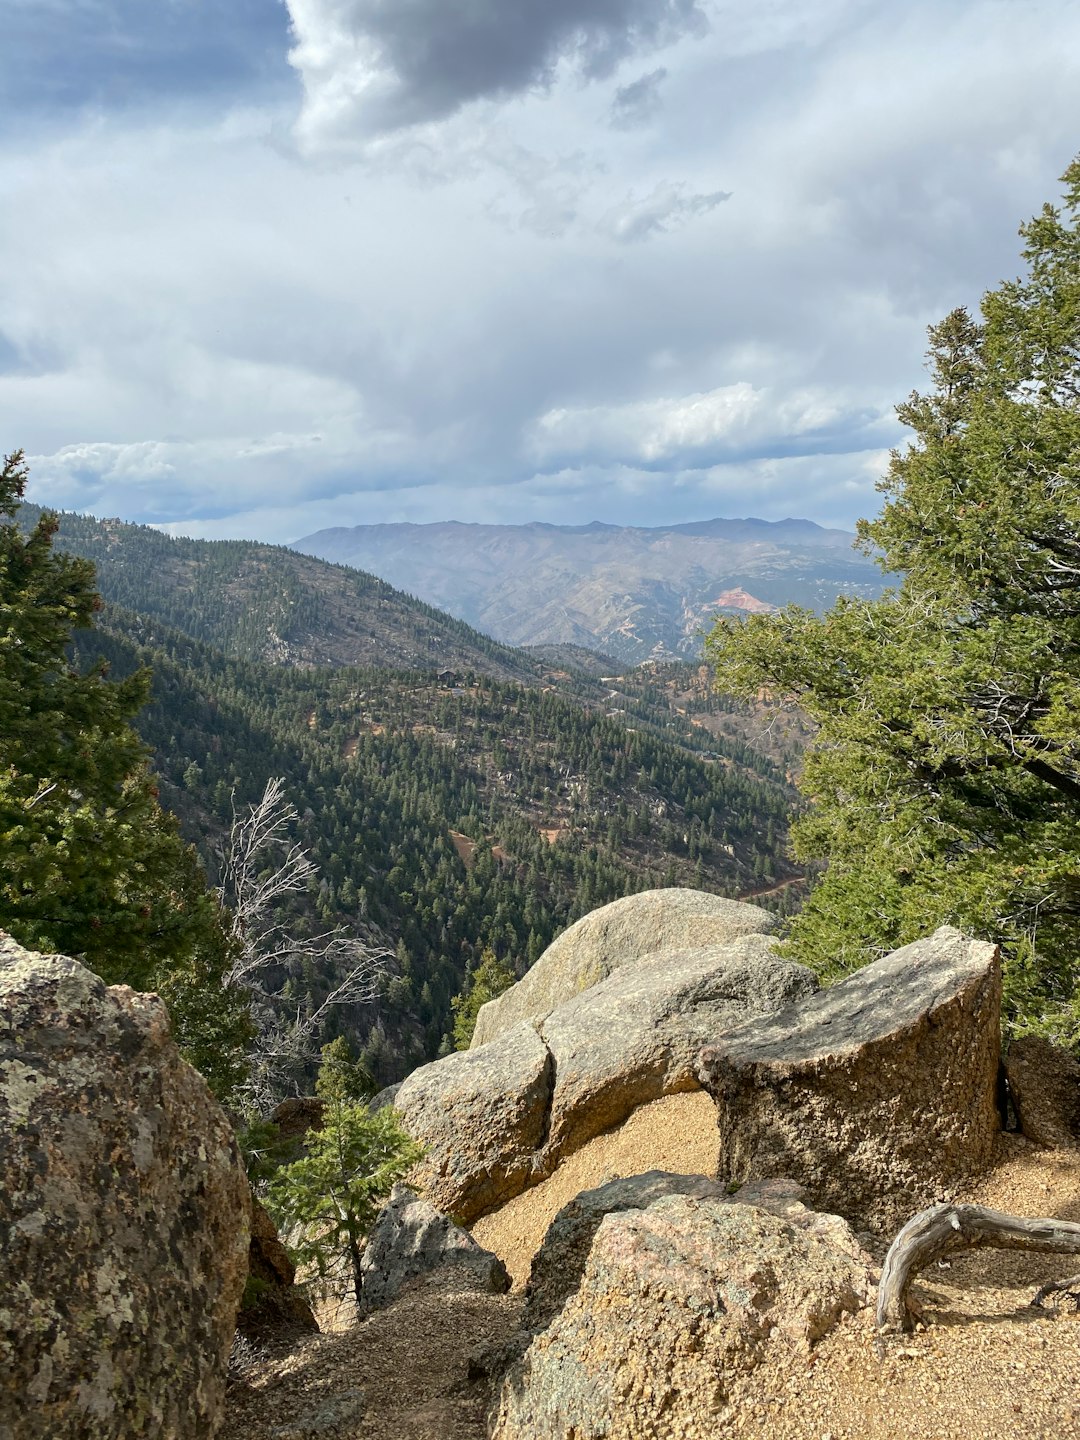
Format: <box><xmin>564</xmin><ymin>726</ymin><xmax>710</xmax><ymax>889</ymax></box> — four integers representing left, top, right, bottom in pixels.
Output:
<box><xmin>706</xmin><ymin>159</ymin><xmax>1080</xmax><ymax>1044</ymax></box>
<box><xmin>267</xmin><ymin>1039</ymin><xmax>422</xmax><ymax>1308</ymax></box>
<box><xmin>450</xmin><ymin>945</ymin><xmax>515</xmax><ymax>1050</ymax></box>
<box><xmin>0</xmin><ymin>451</ymin><xmax>248</xmax><ymax>1093</ymax></box>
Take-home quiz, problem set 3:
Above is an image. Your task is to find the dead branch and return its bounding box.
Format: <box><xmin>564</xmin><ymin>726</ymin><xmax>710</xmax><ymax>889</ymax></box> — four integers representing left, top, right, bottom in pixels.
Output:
<box><xmin>219</xmin><ymin>777</ymin><xmax>389</xmax><ymax>1110</ymax></box>
<box><xmin>877</xmin><ymin>1202</ymin><xmax>1080</xmax><ymax>1333</ymax></box>
<box><xmin>1031</xmin><ymin>1272</ymin><xmax>1080</xmax><ymax>1309</ymax></box>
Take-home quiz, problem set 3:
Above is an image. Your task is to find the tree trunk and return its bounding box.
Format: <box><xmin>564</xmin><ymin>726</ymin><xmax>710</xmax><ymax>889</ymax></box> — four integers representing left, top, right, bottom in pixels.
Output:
<box><xmin>348</xmin><ymin>1232</ymin><xmax>364</xmax><ymax>1312</ymax></box>
<box><xmin>877</xmin><ymin>1202</ymin><xmax>1080</xmax><ymax>1333</ymax></box>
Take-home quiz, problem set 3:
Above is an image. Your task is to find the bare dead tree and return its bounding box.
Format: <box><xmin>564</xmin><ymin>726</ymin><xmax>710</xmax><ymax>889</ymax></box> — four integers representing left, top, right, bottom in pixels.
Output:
<box><xmin>877</xmin><ymin>1202</ymin><xmax>1080</xmax><ymax>1334</ymax></box>
<box><xmin>220</xmin><ymin>777</ymin><xmax>389</xmax><ymax>1112</ymax></box>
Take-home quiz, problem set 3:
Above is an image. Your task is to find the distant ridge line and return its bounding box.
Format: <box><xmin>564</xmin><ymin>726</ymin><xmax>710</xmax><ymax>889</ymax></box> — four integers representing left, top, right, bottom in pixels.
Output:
<box><xmin>292</xmin><ymin>514</ymin><xmax>885</xmax><ymax>665</ymax></box>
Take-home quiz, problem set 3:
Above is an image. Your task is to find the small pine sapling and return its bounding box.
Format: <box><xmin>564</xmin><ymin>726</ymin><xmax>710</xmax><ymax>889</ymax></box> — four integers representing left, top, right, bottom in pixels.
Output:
<box><xmin>267</xmin><ymin>1039</ymin><xmax>422</xmax><ymax>1308</ymax></box>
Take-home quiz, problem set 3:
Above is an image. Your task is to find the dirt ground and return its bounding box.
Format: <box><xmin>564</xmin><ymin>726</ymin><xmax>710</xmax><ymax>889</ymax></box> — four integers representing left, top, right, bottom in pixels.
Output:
<box><xmin>223</xmin><ymin>1096</ymin><xmax>1080</xmax><ymax>1440</ymax></box>
<box><xmin>726</xmin><ymin>1136</ymin><xmax>1080</xmax><ymax>1440</ymax></box>
<box><xmin>472</xmin><ymin>1089</ymin><xmax>718</xmax><ymax>1286</ymax></box>
<box><xmin>221</xmin><ymin>1277</ymin><xmax>523</xmax><ymax>1440</ymax></box>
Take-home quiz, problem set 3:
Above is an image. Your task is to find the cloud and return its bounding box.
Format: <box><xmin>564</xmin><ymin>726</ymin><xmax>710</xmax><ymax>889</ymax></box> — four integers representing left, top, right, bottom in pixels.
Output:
<box><xmin>25</xmin><ymin>410</ymin><xmax>450</xmax><ymax>530</ymax></box>
<box><xmin>285</xmin><ymin>0</ymin><xmax>706</xmax><ymax>148</ymax></box>
<box><xmin>597</xmin><ymin>180</ymin><xmax>731</xmax><ymax>241</ymax></box>
<box><xmin>530</xmin><ymin>383</ymin><xmax>891</xmax><ymax>467</ymax></box>
<box><xmin>610</xmin><ymin>65</ymin><xmax>668</xmax><ymax>127</ymax></box>
<box><xmin>6</xmin><ymin>0</ymin><xmax>1080</xmax><ymax>549</ymax></box>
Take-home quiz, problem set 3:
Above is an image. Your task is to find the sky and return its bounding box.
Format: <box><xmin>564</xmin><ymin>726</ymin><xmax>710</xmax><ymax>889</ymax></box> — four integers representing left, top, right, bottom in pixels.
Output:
<box><xmin>3</xmin><ymin>0</ymin><xmax>1079</xmax><ymax>542</ymax></box>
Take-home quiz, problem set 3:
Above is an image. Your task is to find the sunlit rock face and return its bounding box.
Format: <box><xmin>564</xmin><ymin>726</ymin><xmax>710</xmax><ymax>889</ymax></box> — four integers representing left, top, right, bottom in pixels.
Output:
<box><xmin>471</xmin><ymin>889</ymin><xmax>777</xmax><ymax>1048</ymax></box>
<box><xmin>0</xmin><ymin>935</ymin><xmax>250</xmax><ymax>1440</ymax></box>
<box><xmin>490</xmin><ymin>1174</ymin><xmax>874</xmax><ymax>1440</ymax></box>
<box><xmin>698</xmin><ymin>926</ymin><xmax>1002</xmax><ymax>1233</ymax></box>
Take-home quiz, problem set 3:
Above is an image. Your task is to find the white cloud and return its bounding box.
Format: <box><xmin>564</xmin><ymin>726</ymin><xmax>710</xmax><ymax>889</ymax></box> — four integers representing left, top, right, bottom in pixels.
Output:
<box><xmin>531</xmin><ymin>382</ymin><xmax>887</xmax><ymax>465</ymax></box>
<box><xmin>5</xmin><ymin>0</ymin><xmax>1080</xmax><ymax>544</ymax></box>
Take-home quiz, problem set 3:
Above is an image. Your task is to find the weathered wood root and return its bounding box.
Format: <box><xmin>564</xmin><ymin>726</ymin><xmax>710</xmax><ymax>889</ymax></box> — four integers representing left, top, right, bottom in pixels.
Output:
<box><xmin>876</xmin><ymin>1203</ymin><xmax>1080</xmax><ymax>1333</ymax></box>
<box><xmin>1031</xmin><ymin>1272</ymin><xmax>1080</xmax><ymax>1310</ymax></box>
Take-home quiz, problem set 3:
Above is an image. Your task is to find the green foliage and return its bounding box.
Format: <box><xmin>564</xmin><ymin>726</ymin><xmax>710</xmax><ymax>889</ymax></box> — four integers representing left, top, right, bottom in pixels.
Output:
<box><xmin>317</xmin><ymin>1035</ymin><xmax>376</xmax><ymax>1102</ymax></box>
<box><xmin>238</xmin><ymin>1117</ymin><xmax>297</xmax><ymax>1192</ymax></box>
<box><xmin>0</xmin><ymin>451</ymin><xmax>249</xmax><ymax>1097</ymax></box>
<box><xmin>451</xmin><ymin>945</ymin><xmax>515</xmax><ymax>1049</ymax></box>
<box><xmin>70</xmin><ymin>600</ymin><xmax>795</xmax><ymax>1085</ymax></box>
<box><xmin>266</xmin><ymin>1040</ymin><xmax>423</xmax><ymax>1308</ymax></box>
<box><xmin>706</xmin><ymin>159</ymin><xmax>1080</xmax><ymax>1046</ymax></box>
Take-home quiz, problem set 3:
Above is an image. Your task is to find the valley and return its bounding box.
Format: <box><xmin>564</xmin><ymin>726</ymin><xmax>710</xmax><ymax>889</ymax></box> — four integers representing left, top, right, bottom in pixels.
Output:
<box><xmin>41</xmin><ymin>505</ymin><xmax>809</xmax><ymax>1088</ymax></box>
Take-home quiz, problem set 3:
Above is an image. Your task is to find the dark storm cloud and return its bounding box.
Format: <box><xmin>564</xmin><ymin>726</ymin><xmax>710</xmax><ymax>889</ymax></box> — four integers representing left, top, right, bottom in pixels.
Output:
<box><xmin>286</xmin><ymin>0</ymin><xmax>706</xmax><ymax>139</ymax></box>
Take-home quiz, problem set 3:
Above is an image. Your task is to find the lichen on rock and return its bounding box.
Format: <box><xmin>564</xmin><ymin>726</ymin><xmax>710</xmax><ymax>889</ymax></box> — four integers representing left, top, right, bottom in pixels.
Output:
<box><xmin>490</xmin><ymin>1177</ymin><xmax>875</xmax><ymax>1440</ymax></box>
<box><xmin>0</xmin><ymin>935</ymin><xmax>250</xmax><ymax>1439</ymax></box>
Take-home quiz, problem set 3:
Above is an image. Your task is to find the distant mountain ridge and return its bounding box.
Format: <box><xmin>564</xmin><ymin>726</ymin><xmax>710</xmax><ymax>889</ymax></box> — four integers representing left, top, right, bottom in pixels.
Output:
<box><xmin>19</xmin><ymin>505</ymin><xmax>540</xmax><ymax>681</ymax></box>
<box><xmin>292</xmin><ymin>516</ymin><xmax>889</xmax><ymax>664</ymax></box>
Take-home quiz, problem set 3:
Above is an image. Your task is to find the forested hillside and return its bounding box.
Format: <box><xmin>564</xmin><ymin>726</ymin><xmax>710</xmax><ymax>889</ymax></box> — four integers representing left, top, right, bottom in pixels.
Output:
<box><xmin>31</xmin><ymin>501</ymin><xmax>810</xmax><ymax>763</ymax></box>
<box><xmin>20</xmin><ymin>504</ymin><xmax>540</xmax><ymax>680</ymax></box>
<box><xmin>82</xmin><ymin>605</ymin><xmax>802</xmax><ymax>1084</ymax></box>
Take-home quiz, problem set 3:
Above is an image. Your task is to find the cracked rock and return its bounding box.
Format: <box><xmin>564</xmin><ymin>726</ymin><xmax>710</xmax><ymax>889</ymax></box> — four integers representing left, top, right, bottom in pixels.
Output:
<box><xmin>393</xmin><ymin>1020</ymin><xmax>555</xmax><ymax>1224</ymax></box>
<box><xmin>394</xmin><ymin>930</ymin><xmax>813</xmax><ymax>1225</ymax></box>
<box><xmin>471</xmin><ymin>889</ymin><xmax>775</xmax><ymax>1048</ymax></box>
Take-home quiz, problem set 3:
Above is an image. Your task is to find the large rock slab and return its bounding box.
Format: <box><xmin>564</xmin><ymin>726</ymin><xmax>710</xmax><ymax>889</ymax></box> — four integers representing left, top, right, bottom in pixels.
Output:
<box><xmin>393</xmin><ymin>1020</ymin><xmax>554</xmax><ymax>1224</ymax></box>
<box><xmin>697</xmin><ymin>926</ymin><xmax>1002</xmax><ymax>1233</ymax></box>
<box><xmin>1003</xmin><ymin>1036</ymin><xmax>1080</xmax><ymax>1148</ymax></box>
<box><xmin>471</xmin><ymin>889</ymin><xmax>774</xmax><ymax>1047</ymax></box>
<box><xmin>360</xmin><ymin>1185</ymin><xmax>510</xmax><ymax>1312</ymax></box>
<box><xmin>397</xmin><ymin>937</ymin><xmax>814</xmax><ymax>1224</ymax></box>
<box><xmin>490</xmin><ymin>1184</ymin><xmax>874</xmax><ymax>1440</ymax></box>
<box><xmin>0</xmin><ymin>936</ymin><xmax>250</xmax><ymax>1440</ymax></box>
<box><xmin>541</xmin><ymin>935</ymin><xmax>818</xmax><ymax>1159</ymax></box>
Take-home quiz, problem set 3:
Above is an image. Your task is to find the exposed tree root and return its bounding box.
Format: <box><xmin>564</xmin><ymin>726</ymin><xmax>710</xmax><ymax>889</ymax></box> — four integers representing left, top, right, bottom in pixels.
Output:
<box><xmin>877</xmin><ymin>1203</ymin><xmax>1080</xmax><ymax>1333</ymax></box>
<box><xmin>1031</xmin><ymin>1271</ymin><xmax>1080</xmax><ymax>1310</ymax></box>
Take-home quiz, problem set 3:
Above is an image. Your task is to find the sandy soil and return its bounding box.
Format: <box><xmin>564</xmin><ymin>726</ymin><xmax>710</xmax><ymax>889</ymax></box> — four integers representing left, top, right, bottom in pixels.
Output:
<box><xmin>225</xmin><ymin>1101</ymin><xmax>1080</xmax><ymax>1440</ymax></box>
<box><xmin>471</xmin><ymin>1089</ymin><xmax>718</xmax><ymax>1286</ymax></box>
<box><xmin>727</xmin><ymin>1136</ymin><xmax>1080</xmax><ymax>1440</ymax></box>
